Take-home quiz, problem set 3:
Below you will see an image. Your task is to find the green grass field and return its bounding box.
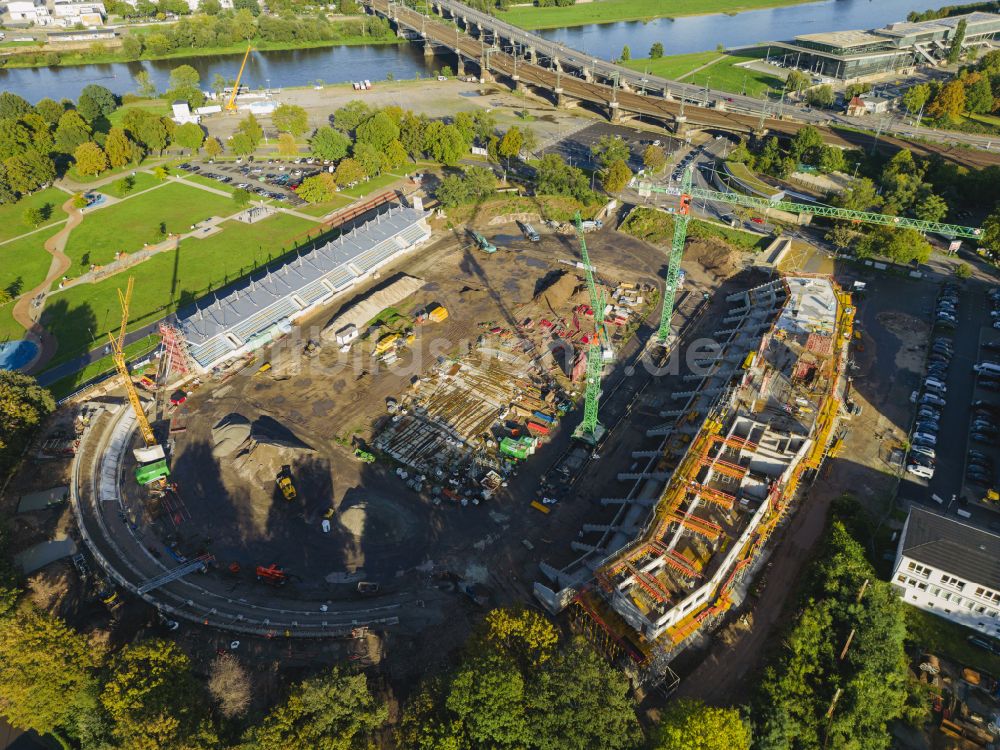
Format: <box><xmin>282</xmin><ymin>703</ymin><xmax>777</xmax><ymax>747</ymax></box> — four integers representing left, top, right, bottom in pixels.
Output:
<box><xmin>498</xmin><ymin>0</ymin><xmax>816</xmax><ymax>29</ymax></box>
<box><xmin>906</xmin><ymin>606</ymin><xmax>1000</xmax><ymax>675</ymax></box>
<box><xmin>0</xmin><ymin>225</ymin><xmax>62</xmax><ymax>299</ymax></box>
<box><xmin>0</xmin><ymin>303</ymin><xmax>22</xmax><ymax>342</ymax></box>
<box><xmin>107</xmin><ymin>99</ymin><xmax>172</xmax><ymax>127</ymax></box>
<box><xmin>103</xmin><ymin>171</ymin><xmax>162</xmax><ymax>198</ymax></box>
<box><xmin>62</xmin><ymin>182</ymin><xmax>235</xmax><ymax>272</ymax></box>
<box><xmin>338</xmin><ymin>172</ymin><xmax>405</xmax><ymax>199</ymax></box>
<box><xmin>625</xmin><ymin>49</ymin><xmax>785</xmax><ymax>97</ymax></box>
<box><xmin>296</xmin><ymin>195</ymin><xmax>354</xmax><ymax>217</ymax></box>
<box><xmin>40</xmin><ymin>212</ymin><xmax>317</xmax><ymax>369</ymax></box>
<box><xmin>0</xmin><ymin>187</ymin><xmax>69</xmax><ymax>243</ymax></box>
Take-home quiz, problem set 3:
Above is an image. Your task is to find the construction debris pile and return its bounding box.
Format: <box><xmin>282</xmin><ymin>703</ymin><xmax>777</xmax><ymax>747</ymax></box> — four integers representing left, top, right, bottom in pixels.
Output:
<box><xmin>211</xmin><ymin>413</ymin><xmax>315</xmax><ymax>487</ymax></box>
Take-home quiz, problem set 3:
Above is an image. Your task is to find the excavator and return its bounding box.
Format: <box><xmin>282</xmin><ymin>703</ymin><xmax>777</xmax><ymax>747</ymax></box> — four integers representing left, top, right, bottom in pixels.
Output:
<box><xmin>255</xmin><ymin>564</ymin><xmax>287</xmax><ymax>585</ymax></box>
<box><xmin>276</xmin><ymin>465</ymin><xmax>297</xmax><ymax>501</ymax></box>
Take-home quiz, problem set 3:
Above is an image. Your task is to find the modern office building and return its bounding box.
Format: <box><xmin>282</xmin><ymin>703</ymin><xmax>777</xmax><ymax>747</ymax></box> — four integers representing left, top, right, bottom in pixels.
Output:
<box><xmin>766</xmin><ymin>12</ymin><xmax>1000</xmax><ymax>81</ymax></box>
<box><xmin>893</xmin><ymin>507</ymin><xmax>1000</xmax><ymax>636</ymax></box>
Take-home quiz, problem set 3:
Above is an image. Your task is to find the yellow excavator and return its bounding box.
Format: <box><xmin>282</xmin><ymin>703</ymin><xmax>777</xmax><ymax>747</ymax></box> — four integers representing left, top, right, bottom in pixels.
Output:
<box><xmin>276</xmin><ymin>465</ymin><xmax>297</xmax><ymax>501</ymax></box>
<box><xmin>225</xmin><ymin>44</ymin><xmax>253</xmax><ymax>112</ymax></box>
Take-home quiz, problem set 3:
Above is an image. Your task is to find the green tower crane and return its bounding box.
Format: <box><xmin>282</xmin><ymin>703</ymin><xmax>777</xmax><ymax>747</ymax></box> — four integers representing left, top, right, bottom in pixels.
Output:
<box><xmin>648</xmin><ymin>168</ymin><xmax>983</xmax><ymax>345</ymax></box>
<box><xmin>572</xmin><ymin>212</ymin><xmax>608</xmax><ymax>446</ymax></box>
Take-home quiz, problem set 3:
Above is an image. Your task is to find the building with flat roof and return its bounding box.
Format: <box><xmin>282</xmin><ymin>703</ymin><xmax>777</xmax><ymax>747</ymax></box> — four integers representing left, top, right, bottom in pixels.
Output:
<box><xmin>172</xmin><ymin>203</ymin><xmax>431</xmax><ymax>372</ymax></box>
<box><xmin>766</xmin><ymin>11</ymin><xmax>1000</xmax><ymax>81</ymax></box>
<box><xmin>536</xmin><ymin>275</ymin><xmax>851</xmax><ymax>665</ymax></box>
<box><xmin>893</xmin><ymin>507</ymin><xmax>1000</xmax><ymax>635</ymax></box>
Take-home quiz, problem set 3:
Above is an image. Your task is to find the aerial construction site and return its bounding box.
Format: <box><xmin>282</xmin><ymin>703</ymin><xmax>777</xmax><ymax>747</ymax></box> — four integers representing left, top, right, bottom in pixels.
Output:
<box><xmin>38</xmin><ymin>172</ymin><xmax>858</xmax><ymax>691</ymax></box>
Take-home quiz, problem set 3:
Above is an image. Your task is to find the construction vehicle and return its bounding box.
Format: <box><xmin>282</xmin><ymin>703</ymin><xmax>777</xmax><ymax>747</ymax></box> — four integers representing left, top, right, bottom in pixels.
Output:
<box><xmin>225</xmin><ymin>44</ymin><xmax>253</xmax><ymax>112</ymax></box>
<box><xmin>304</xmin><ymin>339</ymin><xmax>321</xmax><ymax>357</ymax></box>
<box><xmin>255</xmin><ymin>564</ymin><xmax>287</xmax><ymax>585</ymax></box>
<box><xmin>986</xmin><ymin>488</ymin><xmax>999</xmax><ymax>505</ymax></box>
<box><xmin>354</xmin><ymin>448</ymin><xmax>375</xmax><ymax>463</ymax></box>
<box><xmin>638</xmin><ymin>169</ymin><xmax>981</xmax><ymax>346</ymax></box>
<box><xmin>469</xmin><ymin>230</ymin><xmax>497</xmax><ymax>254</ymax></box>
<box><xmin>357</xmin><ymin>581</ymin><xmax>380</xmax><ymax>595</ymax></box>
<box><xmin>276</xmin><ymin>466</ymin><xmax>297</xmax><ymax>501</ymax></box>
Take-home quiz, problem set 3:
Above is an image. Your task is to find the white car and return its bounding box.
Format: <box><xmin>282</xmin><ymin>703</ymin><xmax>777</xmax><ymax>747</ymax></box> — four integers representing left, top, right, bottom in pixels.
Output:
<box><xmin>910</xmin><ymin>445</ymin><xmax>936</xmax><ymax>460</ymax></box>
<box><xmin>906</xmin><ymin>463</ymin><xmax>935</xmax><ymax>479</ymax></box>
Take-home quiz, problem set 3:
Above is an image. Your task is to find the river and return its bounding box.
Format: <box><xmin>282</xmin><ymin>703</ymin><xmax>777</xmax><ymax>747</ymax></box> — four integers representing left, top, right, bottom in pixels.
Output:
<box><xmin>0</xmin><ymin>0</ymin><xmax>960</xmax><ymax>102</ymax></box>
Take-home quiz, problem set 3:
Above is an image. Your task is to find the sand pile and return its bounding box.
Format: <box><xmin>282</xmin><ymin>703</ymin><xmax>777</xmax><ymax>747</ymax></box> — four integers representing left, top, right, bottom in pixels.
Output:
<box><xmin>688</xmin><ymin>239</ymin><xmax>740</xmax><ymax>278</ymax></box>
<box><xmin>538</xmin><ymin>272</ymin><xmax>581</xmax><ymax>308</ymax></box>
<box><xmin>212</xmin><ymin>414</ymin><xmax>251</xmax><ymax>458</ymax></box>
<box><xmin>214</xmin><ymin>414</ymin><xmax>316</xmax><ymax>486</ymax></box>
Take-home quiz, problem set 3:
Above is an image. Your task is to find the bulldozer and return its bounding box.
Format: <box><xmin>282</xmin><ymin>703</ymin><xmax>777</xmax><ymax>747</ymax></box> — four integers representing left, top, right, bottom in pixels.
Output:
<box><xmin>276</xmin><ymin>466</ymin><xmax>297</xmax><ymax>501</ymax></box>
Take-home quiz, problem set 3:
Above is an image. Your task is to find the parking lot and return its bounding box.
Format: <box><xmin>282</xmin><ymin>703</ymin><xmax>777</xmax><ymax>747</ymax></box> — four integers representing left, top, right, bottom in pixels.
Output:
<box><xmin>176</xmin><ymin>158</ymin><xmax>333</xmax><ymax>207</ymax></box>
<box><xmin>900</xmin><ymin>281</ymin><xmax>1000</xmax><ymax>521</ymax></box>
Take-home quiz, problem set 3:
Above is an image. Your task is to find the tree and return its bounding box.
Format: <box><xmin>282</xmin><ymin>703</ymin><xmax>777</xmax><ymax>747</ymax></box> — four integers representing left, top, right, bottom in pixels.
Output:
<box><xmin>241</xmin><ymin>667</ymin><xmax>386</xmax><ymax>750</ymax></box>
<box><xmin>22</xmin><ymin>205</ymin><xmax>44</xmax><ymax>227</ymax></box>
<box><xmin>54</xmin><ymin>110</ymin><xmax>92</xmax><ymax>154</ymax></box>
<box><xmin>104</xmin><ymin>126</ymin><xmax>134</xmax><ymax>168</ymax></box>
<box><xmin>79</xmin><ymin>84</ymin><xmax>117</xmax><ymax>120</ymax></box>
<box><xmin>74</xmin><ymin>142</ymin><xmax>108</xmax><ymax>176</ymax></box>
<box><xmin>277</xmin><ymin>132</ymin><xmax>298</xmax><ymax>156</ymax></box>
<box><xmin>422</xmin><ymin>121</ymin><xmax>468</xmax><ymax>166</ymax></box>
<box><xmin>229</xmin><ymin>133</ymin><xmax>256</xmax><ymax>157</ymax></box>
<box><xmin>122</xmin><ymin>34</ymin><xmax>143</xmax><ymax>59</ymax></box>
<box><xmin>233</xmin><ymin>0</ymin><xmax>260</xmax><ymax>14</ymax></box>
<box><xmin>446</xmin><ymin>653</ymin><xmax>531</xmax><ymax>748</ymax></box>
<box><xmin>601</xmin><ymin>158</ymin><xmax>632</xmax><ymax>193</ymax></box>
<box><xmin>835</xmin><ymin>177</ymin><xmax>882</xmax><ymax>212</ymax></box>
<box><xmin>785</xmin><ymin>69</ymin><xmax>810</xmax><ymax>93</ymax></box>
<box><xmin>954</xmin><ymin>262</ymin><xmax>972</xmax><ymax>279</ymax></box>
<box><xmin>805</xmin><ymin>84</ymin><xmax>835</xmax><ymax>108</ymax></box>
<box><xmin>650</xmin><ymin>41</ymin><xmax>664</xmax><ymax>59</ymax></box>
<box><xmin>232</xmin><ymin>7</ymin><xmax>257</xmax><ymax>39</ymax></box>
<box><xmin>297</xmin><ymin>172</ymin><xmax>338</xmax><ymax>202</ymax></box>
<box><xmin>399</xmin><ymin>111</ymin><xmax>427</xmax><ymax>158</ymax></box>
<box><xmin>34</xmin><ymin>98</ymin><xmax>64</xmax><ymax>126</ymax></box>
<box><xmin>115</xmin><ymin>175</ymin><xmax>136</xmax><ymax>197</ymax></box>
<box><xmin>856</xmin><ymin>225</ymin><xmax>932</xmax><ymax>265</ymax></box>
<box><xmin>0</xmin><ymin>605</ymin><xmax>101</xmax><ymax>738</ymax></box>
<box><xmin>200</xmin><ymin>0</ymin><xmax>221</xmax><ymax>13</ymax></box>
<box><xmin>204</xmin><ymin>137</ymin><xmax>223</xmax><ymax>158</ymax></box>
<box><xmin>0</xmin><ymin>120</ymin><xmax>32</xmax><ymax>161</ymax></box>
<box><xmin>590</xmin><ymin>134</ymin><xmax>629</xmax><ymax>168</ymax></box>
<box><xmin>643</xmin><ymin>144</ymin><xmax>667</xmax><ymax>173</ymax></box>
<box><xmin>152</xmin><ymin>165</ymin><xmax>169</xmax><ymax>181</ymax></box>
<box><xmin>173</xmin><ymin>122</ymin><xmax>204</xmax><ymax>152</ymax></box>
<box><xmin>948</xmin><ymin>18</ymin><xmax>967</xmax><ymax>64</ymax></box>
<box><xmin>134</xmin><ymin>70</ymin><xmax>157</xmax><ymax>98</ymax></box>
<box><xmin>965</xmin><ymin>76</ymin><xmax>994</xmax><ymax>114</ymax></box>
<box><xmin>654</xmin><ymin>699</ymin><xmax>751</xmax><ymax>750</ymax></box>
<box><xmin>4</xmin><ymin>150</ymin><xmax>55</xmax><ymax>195</ymax></box>
<box><xmin>788</xmin><ymin>125</ymin><xmax>824</xmax><ymax>163</ymax></box>
<box><xmin>167</xmin><ymin>64</ymin><xmax>204</xmax><ymax>108</ymax></box>
<box><xmin>236</xmin><ymin>113</ymin><xmax>263</xmax><ymax>148</ymax></box>
<box><xmin>353</xmin><ymin>142</ymin><xmax>387</xmax><ymax>177</ymax></box>
<box><xmin>101</xmin><ymin>640</ymin><xmax>217</xmax><ymax>750</ymax></box>
<box><xmin>232</xmin><ymin>188</ymin><xmax>253</xmax><ymax>207</ymax></box>
<box><xmin>332</xmin><ymin>100</ymin><xmax>373</xmax><ymax>134</ymax></box>
<box><xmin>272</xmin><ymin>103</ymin><xmax>309</xmax><ymax>136</ymax></box>
<box><xmin>356</xmin><ymin>110</ymin><xmax>400</xmax><ymax>151</ymax></box>
<box><xmin>385</xmin><ymin>139</ymin><xmax>408</xmax><ymax>169</ymax></box>
<box><xmin>826</xmin><ymin>223</ymin><xmax>859</xmax><ymax>253</ymax></box>
<box><xmin>817</xmin><ymin>145</ymin><xmax>846</xmax><ymax>173</ymax></box>
<box><xmin>498</xmin><ymin>126</ymin><xmax>523</xmax><ymax>164</ymax></box>
<box><xmin>333</xmin><ymin>157</ymin><xmax>366</xmax><ymax>187</ymax></box>
<box><xmin>207</xmin><ymin>654</ymin><xmax>251</xmax><ymax>719</ymax></box>
<box><xmin>902</xmin><ymin>83</ymin><xmax>931</xmax><ymax>115</ymax></box>
<box><xmin>537</xmin><ymin>153</ymin><xmax>592</xmax><ymax>202</ymax></box>
<box><xmin>620</xmin><ymin>44</ymin><xmax>630</xmax><ymax>61</ymax></box>
<box><xmin>914</xmin><ymin>192</ymin><xmax>948</xmax><ymax>222</ymax></box>
<box><xmin>928</xmin><ymin>79</ymin><xmax>966</xmax><ymax>120</ymax></box>
<box><xmin>309</xmin><ymin>126</ymin><xmax>350</xmax><ymax>161</ymax></box>
<box><xmin>982</xmin><ymin>207</ymin><xmax>1000</xmax><ymax>252</ymax></box>
<box><xmin>0</xmin><ymin>92</ymin><xmax>32</xmax><ymax>121</ymax></box>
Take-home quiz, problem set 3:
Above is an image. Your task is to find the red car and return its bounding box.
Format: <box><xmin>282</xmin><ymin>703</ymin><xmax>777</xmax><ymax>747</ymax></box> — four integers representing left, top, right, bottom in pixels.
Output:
<box><xmin>750</xmin><ymin>217</ymin><xmax>765</xmax><ymax>225</ymax></box>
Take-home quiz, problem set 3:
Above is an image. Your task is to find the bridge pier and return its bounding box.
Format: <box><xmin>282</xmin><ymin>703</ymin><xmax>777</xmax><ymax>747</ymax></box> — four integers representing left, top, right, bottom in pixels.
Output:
<box><xmin>608</xmin><ymin>101</ymin><xmax>622</xmax><ymax>123</ymax></box>
<box><xmin>454</xmin><ymin>51</ymin><xmax>465</xmax><ymax>76</ymax></box>
<box><xmin>673</xmin><ymin>114</ymin><xmax>688</xmax><ymax>136</ymax></box>
<box><xmin>479</xmin><ymin>58</ymin><xmax>493</xmax><ymax>83</ymax></box>
<box><xmin>526</xmin><ymin>46</ymin><xmax>536</xmax><ymax>63</ymax></box>
<box><xmin>423</xmin><ymin>40</ymin><xmax>435</xmax><ymax>57</ymax></box>
<box><xmin>511</xmin><ymin>75</ymin><xmax>525</xmax><ymax>93</ymax></box>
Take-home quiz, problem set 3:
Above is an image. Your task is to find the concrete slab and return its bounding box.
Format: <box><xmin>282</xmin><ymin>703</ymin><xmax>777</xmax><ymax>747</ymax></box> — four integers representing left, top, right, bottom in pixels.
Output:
<box><xmin>17</xmin><ymin>486</ymin><xmax>68</xmax><ymax>513</ymax></box>
<box><xmin>14</xmin><ymin>538</ymin><xmax>77</xmax><ymax>574</ymax></box>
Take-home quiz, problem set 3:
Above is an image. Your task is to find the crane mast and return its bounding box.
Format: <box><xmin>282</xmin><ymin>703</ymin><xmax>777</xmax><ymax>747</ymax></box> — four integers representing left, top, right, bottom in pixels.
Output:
<box><xmin>225</xmin><ymin>44</ymin><xmax>253</xmax><ymax>112</ymax></box>
<box><xmin>109</xmin><ymin>277</ymin><xmax>157</xmax><ymax>447</ymax></box>
<box><xmin>645</xmin><ymin>168</ymin><xmax>983</xmax><ymax>344</ymax></box>
<box><xmin>572</xmin><ymin>213</ymin><xmax>607</xmax><ymax>445</ymax></box>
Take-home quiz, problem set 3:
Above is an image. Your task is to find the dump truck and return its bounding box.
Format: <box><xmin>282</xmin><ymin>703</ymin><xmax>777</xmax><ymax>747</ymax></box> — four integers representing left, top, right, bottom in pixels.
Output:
<box><xmin>276</xmin><ymin>466</ymin><xmax>297</xmax><ymax>501</ymax></box>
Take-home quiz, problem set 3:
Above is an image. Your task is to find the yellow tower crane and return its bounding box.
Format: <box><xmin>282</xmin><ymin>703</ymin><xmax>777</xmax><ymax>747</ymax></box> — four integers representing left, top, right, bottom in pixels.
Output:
<box><xmin>109</xmin><ymin>277</ymin><xmax>157</xmax><ymax>447</ymax></box>
<box><xmin>225</xmin><ymin>44</ymin><xmax>253</xmax><ymax>112</ymax></box>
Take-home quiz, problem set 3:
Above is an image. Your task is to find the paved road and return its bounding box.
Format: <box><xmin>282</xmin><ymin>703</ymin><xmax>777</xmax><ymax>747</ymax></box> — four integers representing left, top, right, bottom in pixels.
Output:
<box><xmin>409</xmin><ymin>0</ymin><xmax>1000</xmax><ymax>154</ymax></box>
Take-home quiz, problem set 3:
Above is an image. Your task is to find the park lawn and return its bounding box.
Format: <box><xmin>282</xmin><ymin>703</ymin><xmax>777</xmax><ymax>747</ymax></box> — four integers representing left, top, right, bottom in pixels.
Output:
<box><xmin>180</xmin><ymin>173</ymin><xmax>240</xmax><ymax>195</ymax></box>
<box><xmin>62</xmin><ymin>181</ymin><xmax>235</xmax><ymax>272</ymax></box>
<box><xmin>103</xmin><ymin>171</ymin><xmax>162</xmax><ymax>198</ymax></box>
<box><xmin>623</xmin><ymin>51</ymin><xmax>723</xmax><ymax>81</ymax></box>
<box><xmin>0</xmin><ymin>225</ymin><xmax>61</xmax><ymax>299</ymax></box>
<box><xmin>0</xmin><ymin>187</ymin><xmax>69</xmax><ymax>242</ymax></box>
<box><xmin>40</xmin><ymin>212</ymin><xmax>318</xmax><ymax>369</ymax></box>
<box><xmin>47</xmin><ymin>333</ymin><xmax>161</xmax><ymax>400</ymax></box>
<box><xmin>296</xmin><ymin>195</ymin><xmax>354</xmax><ymax>217</ymax></box>
<box><xmin>107</xmin><ymin>99</ymin><xmax>172</xmax><ymax>127</ymax></box>
<box><xmin>0</xmin><ymin>303</ymin><xmax>22</xmax><ymax>342</ymax></box>
<box><xmin>682</xmin><ymin>50</ymin><xmax>784</xmax><ymax>98</ymax></box>
<box><xmin>498</xmin><ymin>0</ymin><xmax>817</xmax><ymax>29</ymax></box>
<box><xmin>338</xmin><ymin>172</ymin><xmax>404</xmax><ymax>199</ymax></box>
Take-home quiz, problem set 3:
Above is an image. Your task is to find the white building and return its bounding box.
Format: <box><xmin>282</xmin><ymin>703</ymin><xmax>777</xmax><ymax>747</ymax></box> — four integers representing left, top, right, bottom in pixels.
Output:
<box><xmin>52</xmin><ymin>0</ymin><xmax>105</xmax><ymax>26</ymax></box>
<box><xmin>7</xmin><ymin>0</ymin><xmax>53</xmax><ymax>25</ymax></box>
<box><xmin>893</xmin><ymin>507</ymin><xmax>1000</xmax><ymax>636</ymax></box>
<box><xmin>170</xmin><ymin>101</ymin><xmax>200</xmax><ymax>125</ymax></box>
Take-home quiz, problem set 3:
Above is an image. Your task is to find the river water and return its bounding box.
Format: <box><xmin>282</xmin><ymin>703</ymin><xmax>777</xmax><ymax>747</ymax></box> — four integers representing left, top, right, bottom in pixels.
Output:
<box><xmin>0</xmin><ymin>0</ymin><xmax>958</xmax><ymax>102</ymax></box>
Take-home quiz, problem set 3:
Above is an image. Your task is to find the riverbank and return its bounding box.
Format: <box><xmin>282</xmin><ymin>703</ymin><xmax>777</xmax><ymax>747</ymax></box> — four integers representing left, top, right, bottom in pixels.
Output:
<box><xmin>498</xmin><ymin>0</ymin><xmax>821</xmax><ymax>30</ymax></box>
<box><xmin>0</xmin><ymin>32</ymin><xmax>404</xmax><ymax>70</ymax></box>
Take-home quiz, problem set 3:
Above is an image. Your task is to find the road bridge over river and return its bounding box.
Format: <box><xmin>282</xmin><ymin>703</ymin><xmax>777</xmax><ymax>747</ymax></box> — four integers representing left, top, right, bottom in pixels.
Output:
<box><xmin>365</xmin><ymin>0</ymin><xmax>1000</xmax><ymax>167</ymax></box>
